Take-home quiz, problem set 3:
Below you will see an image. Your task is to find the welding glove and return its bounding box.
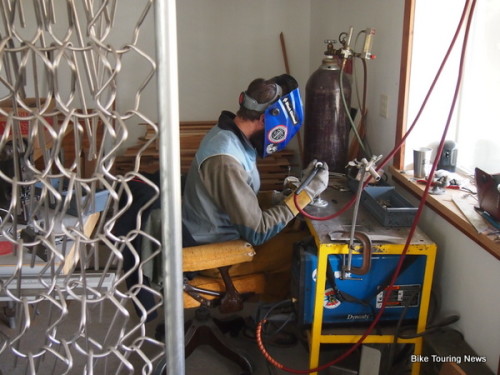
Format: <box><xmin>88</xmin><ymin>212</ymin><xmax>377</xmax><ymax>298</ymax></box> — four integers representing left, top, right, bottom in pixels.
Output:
<box><xmin>283</xmin><ymin>160</ymin><xmax>329</xmax><ymax>215</ymax></box>
<box><xmin>301</xmin><ymin>159</ymin><xmax>329</xmax><ymax>199</ymax></box>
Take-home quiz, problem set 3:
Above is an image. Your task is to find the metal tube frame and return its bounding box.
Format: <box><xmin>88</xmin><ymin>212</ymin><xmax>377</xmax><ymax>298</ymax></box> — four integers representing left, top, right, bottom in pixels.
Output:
<box><xmin>154</xmin><ymin>1</ymin><xmax>185</xmax><ymax>374</ymax></box>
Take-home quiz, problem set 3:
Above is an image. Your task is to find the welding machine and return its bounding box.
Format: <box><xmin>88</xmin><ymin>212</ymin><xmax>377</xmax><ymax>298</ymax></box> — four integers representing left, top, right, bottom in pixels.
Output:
<box><xmin>292</xmin><ymin>239</ymin><xmax>426</xmax><ymax>326</ymax></box>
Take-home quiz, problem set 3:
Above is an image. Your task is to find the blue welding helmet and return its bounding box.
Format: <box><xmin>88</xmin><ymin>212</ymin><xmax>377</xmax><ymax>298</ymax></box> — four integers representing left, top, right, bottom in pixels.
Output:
<box><xmin>261</xmin><ymin>86</ymin><xmax>303</xmax><ymax>157</ymax></box>
<box><xmin>240</xmin><ymin>74</ymin><xmax>304</xmax><ymax>158</ymax></box>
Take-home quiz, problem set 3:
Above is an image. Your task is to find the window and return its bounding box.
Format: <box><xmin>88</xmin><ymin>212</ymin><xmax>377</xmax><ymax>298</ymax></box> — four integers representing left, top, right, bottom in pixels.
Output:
<box><xmin>394</xmin><ymin>0</ymin><xmax>500</xmax><ymax>259</ymax></box>
<box><xmin>397</xmin><ymin>0</ymin><xmax>500</xmax><ymax>175</ymax></box>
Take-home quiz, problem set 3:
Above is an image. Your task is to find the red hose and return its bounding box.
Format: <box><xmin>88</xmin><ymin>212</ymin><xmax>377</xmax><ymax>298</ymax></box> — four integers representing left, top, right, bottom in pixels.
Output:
<box><xmin>260</xmin><ymin>1</ymin><xmax>477</xmax><ymax>372</ymax></box>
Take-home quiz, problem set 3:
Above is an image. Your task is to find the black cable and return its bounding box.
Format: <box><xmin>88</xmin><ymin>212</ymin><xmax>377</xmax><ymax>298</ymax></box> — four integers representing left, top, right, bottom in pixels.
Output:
<box><xmin>387</xmin><ymin>288</ymin><xmax>420</xmax><ymax>371</ymax></box>
<box><xmin>398</xmin><ymin>314</ymin><xmax>460</xmax><ymax>339</ymax></box>
<box><xmin>256</xmin><ymin>299</ymin><xmax>296</xmax><ymax>337</ymax></box>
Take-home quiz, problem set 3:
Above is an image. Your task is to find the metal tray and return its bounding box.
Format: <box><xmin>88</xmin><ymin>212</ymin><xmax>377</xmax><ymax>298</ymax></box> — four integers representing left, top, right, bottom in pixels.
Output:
<box><xmin>361</xmin><ymin>186</ymin><xmax>417</xmax><ymax>227</ymax></box>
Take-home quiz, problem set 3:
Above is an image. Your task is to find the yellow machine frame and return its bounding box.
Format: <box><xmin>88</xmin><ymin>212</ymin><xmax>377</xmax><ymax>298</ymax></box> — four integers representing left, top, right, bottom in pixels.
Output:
<box><xmin>304</xmin><ymin>189</ymin><xmax>437</xmax><ymax>375</ymax></box>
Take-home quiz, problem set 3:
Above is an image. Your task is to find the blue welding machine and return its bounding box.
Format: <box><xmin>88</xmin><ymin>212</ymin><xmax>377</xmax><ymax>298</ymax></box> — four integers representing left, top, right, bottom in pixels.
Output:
<box><xmin>292</xmin><ymin>239</ymin><xmax>426</xmax><ymax>326</ymax></box>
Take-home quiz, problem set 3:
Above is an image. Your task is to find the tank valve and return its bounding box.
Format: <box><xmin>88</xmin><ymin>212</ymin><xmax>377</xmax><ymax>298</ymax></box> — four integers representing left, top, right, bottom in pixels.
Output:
<box><xmin>323</xmin><ymin>39</ymin><xmax>337</xmax><ymax>56</ymax></box>
<box><xmin>347</xmin><ymin>155</ymin><xmax>383</xmax><ymax>182</ymax></box>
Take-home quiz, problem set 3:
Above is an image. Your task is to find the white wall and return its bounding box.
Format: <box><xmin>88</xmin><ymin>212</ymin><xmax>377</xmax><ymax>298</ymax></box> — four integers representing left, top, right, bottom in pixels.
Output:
<box><xmin>176</xmin><ymin>0</ymin><xmax>311</xmax><ymax>121</ymax></box>
<box><xmin>399</xmin><ymin>190</ymin><xmax>500</xmax><ymax>373</ymax></box>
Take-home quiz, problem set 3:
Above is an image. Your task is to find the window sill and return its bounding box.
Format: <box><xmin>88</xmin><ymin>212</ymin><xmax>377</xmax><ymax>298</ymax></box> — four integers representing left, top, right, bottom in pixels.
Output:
<box><xmin>389</xmin><ymin>166</ymin><xmax>500</xmax><ymax>260</ymax></box>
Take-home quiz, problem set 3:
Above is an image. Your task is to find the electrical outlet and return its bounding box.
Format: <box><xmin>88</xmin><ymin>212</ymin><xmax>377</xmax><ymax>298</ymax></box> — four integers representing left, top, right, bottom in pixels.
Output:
<box><xmin>379</xmin><ymin>94</ymin><xmax>388</xmax><ymax>119</ymax></box>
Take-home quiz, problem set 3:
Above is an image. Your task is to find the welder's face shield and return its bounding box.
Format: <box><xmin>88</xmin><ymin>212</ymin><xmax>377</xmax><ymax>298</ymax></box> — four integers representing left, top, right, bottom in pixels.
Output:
<box><xmin>261</xmin><ymin>87</ymin><xmax>304</xmax><ymax>158</ymax></box>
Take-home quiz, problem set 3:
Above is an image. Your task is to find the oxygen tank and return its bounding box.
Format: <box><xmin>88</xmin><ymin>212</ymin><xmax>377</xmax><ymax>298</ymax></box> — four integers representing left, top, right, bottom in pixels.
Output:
<box><xmin>303</xmin><ymin>42</ymin><xmax>352</xmax><ymax>173</ymax></box>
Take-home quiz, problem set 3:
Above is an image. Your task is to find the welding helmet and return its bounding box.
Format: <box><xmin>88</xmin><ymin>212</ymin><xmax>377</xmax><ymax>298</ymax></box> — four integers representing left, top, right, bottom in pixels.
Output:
<box><xmin>239</xmin><ymin>74</ymin><xmax>304</xmax><ymax>158</ymax></box>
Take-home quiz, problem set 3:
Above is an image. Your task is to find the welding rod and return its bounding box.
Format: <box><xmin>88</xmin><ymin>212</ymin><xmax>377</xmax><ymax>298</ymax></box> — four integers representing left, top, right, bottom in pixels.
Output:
<box><xmin>296</xmin><ymin>162</ymin><xmax>324</xmax><ymax>195</ymax></box>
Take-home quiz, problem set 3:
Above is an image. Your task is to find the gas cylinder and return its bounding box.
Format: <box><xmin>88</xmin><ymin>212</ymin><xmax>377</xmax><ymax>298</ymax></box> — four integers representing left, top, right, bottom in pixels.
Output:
<box><xmin>303</xmin><ymin>42</ymin><xmax>352</xmax><ymax>173</ymax></box>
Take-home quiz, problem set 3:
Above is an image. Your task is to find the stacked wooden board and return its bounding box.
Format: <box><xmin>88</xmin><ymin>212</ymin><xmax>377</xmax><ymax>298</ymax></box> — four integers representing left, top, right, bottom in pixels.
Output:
<box><xmin>113</xmin><ymin>121</ymin><xmax>297</xmax><ymax>191</ymax></box>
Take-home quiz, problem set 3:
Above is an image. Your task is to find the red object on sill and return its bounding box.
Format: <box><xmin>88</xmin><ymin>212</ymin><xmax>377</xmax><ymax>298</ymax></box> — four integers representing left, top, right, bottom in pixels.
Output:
<box><xmin>0</xmin><ymin>241</ymin><xmax>14</xmax><ymax>256</ymax></box>
<box><xmin>416</xmin><ymin>180</ymin><xmax>460</xmax><ymax>189</ymax></box>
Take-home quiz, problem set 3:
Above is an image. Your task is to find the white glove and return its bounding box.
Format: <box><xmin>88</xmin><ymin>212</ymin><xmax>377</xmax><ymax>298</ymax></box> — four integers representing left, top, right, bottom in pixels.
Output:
<box><xmin>301</xmin><ymin>160</ymin><xmax>329</xmax><ymax>199</ymax></box>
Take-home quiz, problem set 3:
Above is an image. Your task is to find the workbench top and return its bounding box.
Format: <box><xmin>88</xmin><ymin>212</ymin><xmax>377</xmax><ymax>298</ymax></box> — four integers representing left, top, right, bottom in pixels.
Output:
<box><xmin>303</xmin><ymin>185</ymin><xmax>435</xmax><ymax>249</ymax></box>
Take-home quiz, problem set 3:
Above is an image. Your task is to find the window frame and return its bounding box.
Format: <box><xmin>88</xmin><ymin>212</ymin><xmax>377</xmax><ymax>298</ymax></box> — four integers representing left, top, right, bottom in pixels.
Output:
<box><xmin>393</xmin><ymin>0</ymin><xmax>499</xmax><ymax>260</ymax></box>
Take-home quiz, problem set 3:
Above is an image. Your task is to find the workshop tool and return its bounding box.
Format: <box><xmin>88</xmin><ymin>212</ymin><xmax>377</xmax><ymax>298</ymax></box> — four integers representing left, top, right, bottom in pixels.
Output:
<box><xmin>342</xmin><ymin>156</ymin><xmax>381</xmax><ymax>279</ymax></box>
<box><xmin>294</xmin><ymin>241</ymin><xmax>428</xmax><ymax>325</ymax></box>
<box><xmin>296</xmin><ymin>161</ymin><xmax>329</xmax><ymax>208</ymax></box>
<box><xmin>296</xmin><ymin>160</ymin><xmax>325</xmax><ymax>195</ymax></box>
<box><xmin>345</xmin><ymin>231</ymin><xmax>372</xmax><ymax>275</ymax></box>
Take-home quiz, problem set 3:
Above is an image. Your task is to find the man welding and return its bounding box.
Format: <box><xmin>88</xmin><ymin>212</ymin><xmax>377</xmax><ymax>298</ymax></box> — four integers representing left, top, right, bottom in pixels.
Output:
<box><xmin>182</xmin><ymin>74</ymin><xmax>329</xmax><ymax>304</ymax></box>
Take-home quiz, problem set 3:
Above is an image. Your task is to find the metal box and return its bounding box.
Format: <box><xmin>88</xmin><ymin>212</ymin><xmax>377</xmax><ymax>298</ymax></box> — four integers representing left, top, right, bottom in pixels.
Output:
<box><xmin>361</xmin><ymin>186</ymin><xmax>417</xmax><ymax>227</ymax></box>
<box><xmin>292</xmin><ymin>242</ymin><xmax>426</xmax><ymax>326</ymax></box>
